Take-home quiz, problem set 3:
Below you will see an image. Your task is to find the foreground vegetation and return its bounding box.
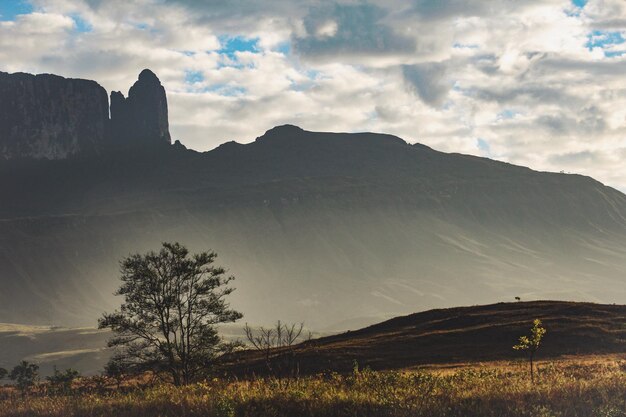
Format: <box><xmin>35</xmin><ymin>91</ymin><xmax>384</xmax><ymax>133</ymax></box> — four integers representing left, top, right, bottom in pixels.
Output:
<box><xmin>1</xmin><ymin>358</ymin><xmax>624</xmax><ymax>417</ymax></box>
<box><xmin>2</xmin><ymin>244</ymin><xmax>623</xmax><ymax>416</ymax></box>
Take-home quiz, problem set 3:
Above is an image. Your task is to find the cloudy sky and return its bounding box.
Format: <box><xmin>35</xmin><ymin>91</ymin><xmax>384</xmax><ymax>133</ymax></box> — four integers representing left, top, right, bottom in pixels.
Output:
<box><xmin>1</xmin><ymin>0</ymin><xmax>625</xmax><ymax>190</ymax></box>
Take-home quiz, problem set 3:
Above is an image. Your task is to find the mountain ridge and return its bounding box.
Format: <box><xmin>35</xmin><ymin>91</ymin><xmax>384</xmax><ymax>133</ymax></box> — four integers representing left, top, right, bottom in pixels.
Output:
<box><xmin>0</xmin><ymin>70</ymin><xmax>625</xmax><ymax>329</ymax></box>
<box><xmin>1</xmin><ymin>125</ymin><xmax>626</xmax><ymax>328</ymax></box>
<box><xmin>2</xmin><ymin>124</ymin><xmax>622</xmax><ymax>233</ymax></box>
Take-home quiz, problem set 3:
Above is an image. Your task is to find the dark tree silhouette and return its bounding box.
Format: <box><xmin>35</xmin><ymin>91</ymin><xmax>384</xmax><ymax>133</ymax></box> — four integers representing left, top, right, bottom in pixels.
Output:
<box><xmin>9</xmin><ymin>361</ymin><xmax>39</xmax><ymax>394</ymax></box>
<box><xmin>46</xmin><ymin>366</ymin><xmax>80</xmax><ymax>395</ymax></box>
<box><xmin>99</xmin><ymin>242</ymin><xmax>243</xmax><ymax>386</ymax></box>
<box><xmin>104</xmin><ymin>359</ymin><xmax>126</xmax><ymax>389</ymax></box>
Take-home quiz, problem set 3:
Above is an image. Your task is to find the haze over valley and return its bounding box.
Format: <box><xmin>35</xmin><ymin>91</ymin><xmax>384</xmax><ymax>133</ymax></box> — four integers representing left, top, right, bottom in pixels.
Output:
<box><xmin>1</xmin><ymin>70</ymin><xmax>625</xmax><ymax>334</ymax></box>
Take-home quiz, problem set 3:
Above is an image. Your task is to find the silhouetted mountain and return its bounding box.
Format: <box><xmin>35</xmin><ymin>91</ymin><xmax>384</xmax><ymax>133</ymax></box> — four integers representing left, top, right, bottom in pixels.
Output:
<box><xmin>109</xmin><ymin>69</ymin><xmax>171</xmax><ymax>147</ymax></box>
<box><xmin>0</xmin><ymin>71</ymin><xmax>109</xmax><ymax>159</ymax></box>
<box><xmin>0</xmin><ymin>69</ymin><xmax>170</xmax><ymax>160</ymax></box>
<box><xmin>1</xmin><ymin>123</ymin><xmax>626</xmax><ymax>328</ymax></box>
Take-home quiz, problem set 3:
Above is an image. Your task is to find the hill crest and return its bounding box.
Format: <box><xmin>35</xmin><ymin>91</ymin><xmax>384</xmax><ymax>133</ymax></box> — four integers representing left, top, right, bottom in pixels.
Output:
<box><xmin>229</xmin><ymin>301</ymin><xmax>626</xmax><ymax>375</ymax></box>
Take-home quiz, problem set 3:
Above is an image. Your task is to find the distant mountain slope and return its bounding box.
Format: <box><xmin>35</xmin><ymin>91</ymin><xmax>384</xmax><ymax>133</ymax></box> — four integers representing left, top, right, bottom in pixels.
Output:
<box><xmin>229</xmin><ymin>301</ymin><xmax>626</xmax><ymax>375</ymax></box>
<box><xmin>1</xmin><ymin>125</ymin><xmax>626</xmax><ymax>327</ymax></box>
<box><xmin>0</xmin><ymin>322</ymin><xmax>279</xmax><ymax>377</ymax></box>
<box><xmin>0</xmin><ymin>323</ymin><xmax>110</xmax><ymax>377</ymax></box>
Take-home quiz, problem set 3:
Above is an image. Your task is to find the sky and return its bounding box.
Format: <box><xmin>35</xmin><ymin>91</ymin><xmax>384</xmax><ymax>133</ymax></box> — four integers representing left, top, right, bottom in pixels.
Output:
<box><xmin>1</xmin><ymin>0</ymin><xmax>626</xmax><ymax>191</ymax></box>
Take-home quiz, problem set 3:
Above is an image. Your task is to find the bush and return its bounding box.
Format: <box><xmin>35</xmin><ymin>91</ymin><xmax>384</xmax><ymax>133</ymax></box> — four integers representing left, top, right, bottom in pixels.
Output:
<box><xmin>46</xmin><ymin>367</ymin><xmax>80</xmax><ymax>395</ymax></box>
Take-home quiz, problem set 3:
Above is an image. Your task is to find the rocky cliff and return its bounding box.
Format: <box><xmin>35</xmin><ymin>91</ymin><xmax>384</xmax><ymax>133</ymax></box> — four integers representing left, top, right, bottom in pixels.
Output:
<box><xmin>109</xmin><ymin>69</ymin><xmax>171</xmax><ymax>147</ymax></box>
<box><xmin>0</xmin><ymin>69</ymin><xmax>171</xmax><ymax>160</ymax></box>
<box><xmin>0</xmin><ymin>72</ymin><xmax>109</xmax><ymax>159</ymax></box>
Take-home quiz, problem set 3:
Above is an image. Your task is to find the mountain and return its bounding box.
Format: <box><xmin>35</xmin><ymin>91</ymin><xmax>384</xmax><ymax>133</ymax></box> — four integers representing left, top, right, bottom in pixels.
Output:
<box><xmin>0</xmin><ymin>69</ymin><xmax>170</xmax><ymax>160</ymax></box>
<box><xmin>228</xmin><ymin>301</ymin><xmax>626</xmax><ymax>375</ymax></box>
<box><xmin>0</xmin><ymin>70</ymin><xmax>626</xmax><ymax>329</ymax></box>
<box><xmin>0</xmin><ymin>71</ymin><xmax>109</xmax><ymax>159</ymax></box>
<box><xmin>1</xmin><ymin>125</ymin><xmax>626</xmax><ymax>329</ymax></box>
<box><xmin>109</xmin><ymin>69</ymin><xmax>171</xmax><ymax>147</ymax></box>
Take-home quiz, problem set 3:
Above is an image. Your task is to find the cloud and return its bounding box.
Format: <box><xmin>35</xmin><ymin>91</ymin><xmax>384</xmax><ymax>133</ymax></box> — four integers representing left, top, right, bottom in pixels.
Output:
<box><xmin>549</xmin><ymin>150</ymin><xmax>599</xmax><ymax>165</ymax></box>
<box><xmin>293</xmin><ymin>3</ymin><xmax>416</xmax><ymax>63</ymax></box>
<box><xmin>402</xmin><ymin>62</ymin><xmax>451</xmax><ymax>106</ymax></box>
<box><xmin>585</xmin><ymin>0</ymin><xmax>626</xmax><ymax>29</ymax></box>
<box><xmin>0</xmin><ymin>12</ymin><xmax>75</xmax><ymax>72</ymax></box>
<box><xmin>1</xmin><ymin>0</ymin><xmax>626</xmax><ymax>192</ymax></box>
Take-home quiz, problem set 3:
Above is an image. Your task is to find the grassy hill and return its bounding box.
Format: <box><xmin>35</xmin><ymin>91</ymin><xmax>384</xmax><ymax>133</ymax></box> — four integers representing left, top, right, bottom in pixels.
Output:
<box><xmin>1</xmin><ymin>301</ymin><xmax>624</xmax><ymax>417</ymax></box>
<box><xmin>229</xmin><ymin>301</ymin><xmax>626</xmax><ymax>375</ymax></box>
<box><xmin>3</xmin><ymin>301</ymin><xmax>622</xmax><ymax>379</ymax></box>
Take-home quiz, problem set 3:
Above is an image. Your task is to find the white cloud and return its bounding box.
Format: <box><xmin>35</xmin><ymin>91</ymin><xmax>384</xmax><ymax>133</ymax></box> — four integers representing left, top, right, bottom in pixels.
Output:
<box><xmin>0</xmin><ymin>13</ymin><xmax>75</xmax><ymax>72</ymax></box>
<box><xmin>1</xmin><ymin>0</ymin><xmax>626</xmax><ymax>191</ymax></box>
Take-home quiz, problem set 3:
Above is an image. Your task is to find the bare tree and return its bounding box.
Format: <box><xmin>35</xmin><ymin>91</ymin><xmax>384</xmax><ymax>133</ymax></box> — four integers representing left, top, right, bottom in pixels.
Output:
<box><xmin>244</xmin><ymin>320</ymin><xmax>306</xmax><ymax>378</ymax></box>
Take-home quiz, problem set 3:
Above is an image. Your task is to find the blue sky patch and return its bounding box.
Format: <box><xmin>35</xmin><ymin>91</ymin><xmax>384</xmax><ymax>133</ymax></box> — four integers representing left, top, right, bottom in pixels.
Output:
<box><xmin>184</xmin><ymin>70</ymin><xmax>204</xmax><ymax>84</ymax></box>
<box><xmin>477</xmin><ymin>138</ymin><xmax>491</xmax><ymax>154</ymax></box>
<box><xmin>275</xmin><ymin>42</ymin><xmax>291</xmax><ymax>55</ymax></box>
<box><xmin>202</xmin><ymin>83</ymin><xmax>247</xmax><ymax>97</ymax></box>
<box><xmin>305</xmin><ymin>69</ymin><xmax>320</xmax><ymax>79</ymax></box>
<box><xmin>586</xmin><ymin>30</ymin><xmax>625</xmax><ymax>49</ymax></box>
<box><xmin>71</xmin><ymin>14</ymin><xmax>92</xmax><ymax>33</ymax></box>
<box><xmin>0</xmin><ymin>0</ymin><xmax>33</xmax><ymax>21</ymax></box>
<box><xmin>497</xmin><ymin>109</ymin><xmax>518</xmax><ymax>120</ymax></box>
<box><xmin>216</xmin><ymin>36</ymin><xmax>260</xmax><ymax>69</ymax></box>
<box><xmin>566</xmin><ymin>0</ymin><xmax>587</xmax><ymax>17</ymax></box>
<box><xmin>586</xmin><ymin>30</ymin><xmax>625</xmax><ymax>57</ymax></box>
<box><xmin>219</xmin><ymin>36</ymin><xmax>259</xmax><ymax>59</ymax></box>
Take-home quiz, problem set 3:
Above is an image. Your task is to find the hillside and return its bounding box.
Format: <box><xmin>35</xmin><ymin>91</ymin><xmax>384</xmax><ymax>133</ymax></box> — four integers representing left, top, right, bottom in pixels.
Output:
<box><xmin>1</xmin><ymin>125</ymin><xmax>626</xmax><ymax>328</ymax></box>
<box><xmin>229</xmin><ymin>301</ymin><xmax>626</xmax><ymax>375</ymax></box>
<box><xmin>1</xmin><ymin>301</ymin><xmax>622</xmax><ymax>379</ymax></box>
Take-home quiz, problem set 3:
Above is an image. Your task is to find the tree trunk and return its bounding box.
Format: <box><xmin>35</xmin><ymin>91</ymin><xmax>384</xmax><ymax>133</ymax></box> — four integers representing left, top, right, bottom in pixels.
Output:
<box><xmin>529</xmin><ymin>353</ymin><xmax>534</xmax><ymax>384</ymax></box>
<box><xmin>171</xmin><ymin>369</ymin><xmax>181</xmax><ymax>386</ymax></box>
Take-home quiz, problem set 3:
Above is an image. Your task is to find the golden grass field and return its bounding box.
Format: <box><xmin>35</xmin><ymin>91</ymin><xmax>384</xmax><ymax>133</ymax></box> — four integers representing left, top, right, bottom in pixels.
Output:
<box><xmin>1</xmin><ymin>355</ymin><xmax>624</xmax><ymax>417</ymax></box>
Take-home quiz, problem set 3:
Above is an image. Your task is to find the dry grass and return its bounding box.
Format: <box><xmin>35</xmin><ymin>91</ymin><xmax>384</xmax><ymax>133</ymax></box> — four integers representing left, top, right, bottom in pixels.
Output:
<box><xmin>0</xmin><ymin>357</ymin><xmax>624</xmax><ymax>417</ymax></box>
<box><xmin>227</xmin><ymin>301</ymin><xmax>626</xmax><ymax>376</ymax></box>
